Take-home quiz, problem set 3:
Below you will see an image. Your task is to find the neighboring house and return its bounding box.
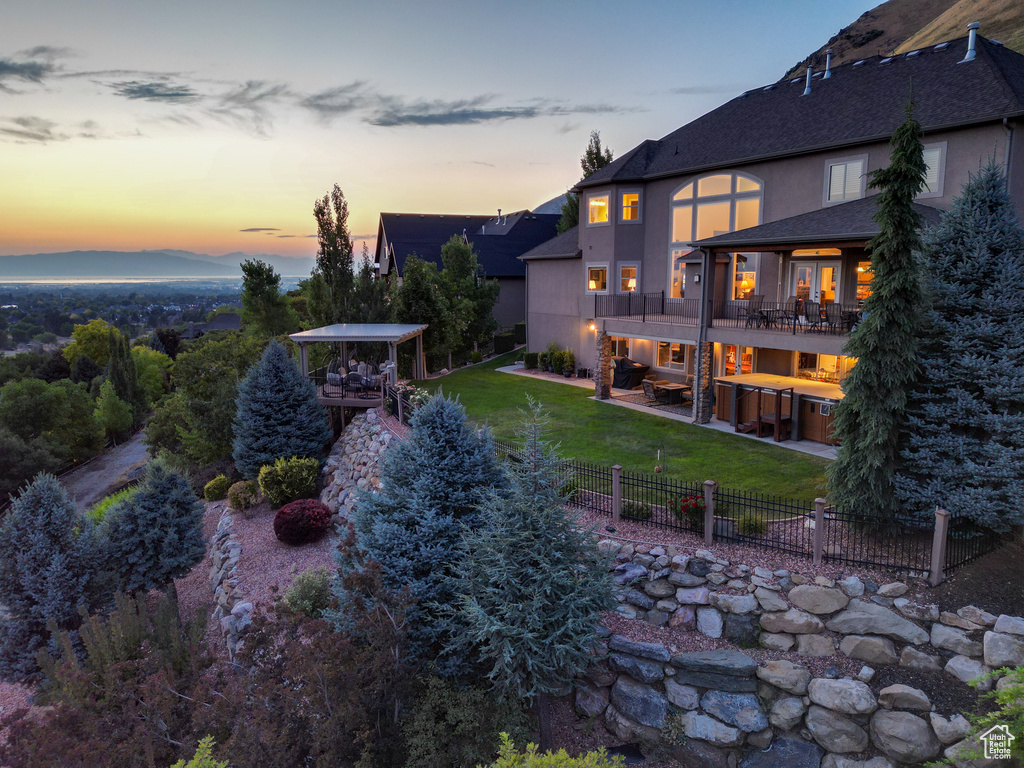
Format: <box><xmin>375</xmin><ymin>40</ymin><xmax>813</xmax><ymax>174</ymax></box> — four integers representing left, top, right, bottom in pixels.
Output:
<box><xmin>521</xmin><ymin>27</ymin><xmax>1024</xmax><ymax>445</ymax></box>
<box><xmin>182</xmin><ymin>312</ymin><xmax>242</xmax><ymax>340</ymax></box>
<box><xmin>375</xmin><ymin>208</ymin><xmax>560</xmax><ymax>328</ymax></box>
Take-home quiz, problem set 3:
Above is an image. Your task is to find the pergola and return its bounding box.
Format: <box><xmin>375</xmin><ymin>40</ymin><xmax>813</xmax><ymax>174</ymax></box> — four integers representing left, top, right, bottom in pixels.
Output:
<box><xmin>288</xmin><ymin>323</ymin><xmax>428</xmax><ymax>385</ymax></box>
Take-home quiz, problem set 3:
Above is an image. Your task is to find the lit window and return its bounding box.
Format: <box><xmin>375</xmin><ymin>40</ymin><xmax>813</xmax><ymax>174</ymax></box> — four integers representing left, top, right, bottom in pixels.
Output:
<box><xmin>587</xmin><ymin>194</ymin><xmax>609</xmax><ymax>225</ymax></box>
<box><xmin>856</xmin><ymin>260</ymin><xmax>873</xmax><ymax>302</ymax></box>
<box><xmin>587</xmin><ymin>265</ymin><xmax>607</xmax><ymax>292</ymax></box>
<box><xmin>920</xmin><ymin>144</ymin><xmax>945</xmax><ymax>197</ymax></box>
<box><xmin>670</xmin><ymin>250</ymin><xmax>687</xmax><ymax>299</ymax></box>
<box><xmin>733</xmin><ymin>254</ymin><xmax>757</xmax><ymax>299</ymax></box>
<box><xmin>621</xmin><ymin>192</ymin><xmax>640</xmax><ymax>221</ymax></box>
<box><xmin>657</xmin><ymin>342</ymin><xmax>691</xmax><ymax>371</ymax></box>
<box><xmin>826</xmin><ymin>158</ymin><xmax>866</xmax><ymax>202</ymax></box>
<box><xmin>619</xmin><ymin>264</ymin><xmax>638</xmax><ymax>292</ymax></box>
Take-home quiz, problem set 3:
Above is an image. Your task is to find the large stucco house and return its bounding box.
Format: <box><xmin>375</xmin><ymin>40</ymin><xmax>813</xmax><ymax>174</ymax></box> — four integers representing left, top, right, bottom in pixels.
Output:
<box><xmin>521</xmin><ymin>27</ymin><xmax>1024</xmax><ymax>445</ymax></box>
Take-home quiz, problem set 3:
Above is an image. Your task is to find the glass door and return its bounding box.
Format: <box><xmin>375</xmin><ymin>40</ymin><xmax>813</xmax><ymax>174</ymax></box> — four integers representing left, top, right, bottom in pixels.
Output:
<box><xmin>791</xmin><ymin>261</ymin><xmax>841</xmax><ymax>305</ymax></box>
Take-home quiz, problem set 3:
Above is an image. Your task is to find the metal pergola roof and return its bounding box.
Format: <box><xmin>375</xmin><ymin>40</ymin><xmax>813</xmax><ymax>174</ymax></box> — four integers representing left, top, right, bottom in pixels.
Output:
<box><xmin>289</xmin><ymin>323</ymin><xmax>427</xmax><ymax>345</ymax></box>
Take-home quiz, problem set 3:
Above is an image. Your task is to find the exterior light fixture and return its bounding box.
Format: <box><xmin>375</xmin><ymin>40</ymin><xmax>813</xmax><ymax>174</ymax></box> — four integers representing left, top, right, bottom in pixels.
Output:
<box><xmin>587</xmin><ymin>319</ymin><xmax>596</xmax><ymax>331</ymax></box>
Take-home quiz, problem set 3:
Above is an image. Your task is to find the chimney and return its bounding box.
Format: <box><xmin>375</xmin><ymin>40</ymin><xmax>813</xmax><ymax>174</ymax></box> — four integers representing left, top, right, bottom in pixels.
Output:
<box><xmin>823</xmin><ymin>48</ymin><xmax>833</xmax><ymax>79</ymax></box>
<box><xmin>802</xmin><ymin>66</ymin><xmax>813</xmax><ymax>96</ymax></box>
<box><xmin>960</xmin><ymin>21</ymin><xmax>980</xmax><ymax>63</ymax></box>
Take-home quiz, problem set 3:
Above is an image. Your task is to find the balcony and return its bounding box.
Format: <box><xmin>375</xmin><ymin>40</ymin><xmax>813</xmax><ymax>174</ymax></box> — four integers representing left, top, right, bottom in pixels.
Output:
<box><xmin>709</xmin><ymin>300</ymin><xmax>861</xmax><ymax>337</ymax></box>
<box><xmin>595</xmin><ymin>291</ymin><xmax>699</xmax><ymax>325</ymax></box>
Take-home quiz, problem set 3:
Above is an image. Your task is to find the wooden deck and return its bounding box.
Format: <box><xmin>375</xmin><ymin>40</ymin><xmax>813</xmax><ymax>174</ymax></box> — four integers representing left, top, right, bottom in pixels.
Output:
<box><xmin>315</xmin><ymin>384</ymin><xmax>383</xmax><ymax>408</ymax></box>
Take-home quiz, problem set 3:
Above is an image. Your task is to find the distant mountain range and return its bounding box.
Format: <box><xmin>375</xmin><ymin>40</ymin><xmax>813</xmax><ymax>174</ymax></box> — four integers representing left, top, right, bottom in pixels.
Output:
<box><xmin>784</xmin><ymin>0</ymin><xmax>1024</xmax><ymax>78</ymax></box>
<box><xmin>0</xmin><ymin>249</ymin><xmax>317</xmax><ymax>278</ymax></box>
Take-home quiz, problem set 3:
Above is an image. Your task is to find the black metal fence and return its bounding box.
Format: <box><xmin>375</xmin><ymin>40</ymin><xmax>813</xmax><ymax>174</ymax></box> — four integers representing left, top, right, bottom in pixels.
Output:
<box><xmin>709</xmin><ymin>299</ymin><xmax>862</xmax><ymax>336</ymax></box>
<box><xmin>383</xmin><ymin>382</ymin><xmax>415</xmax><ymax>427</ymax></box>
<box><xmin>492</xmin><ymin>438</ymin><xmax>1004</xmax><ymax>582</ymax></box>
<box><xmin>595</xmin><ymin>291</ymin><xmax>699</xmax><ymax>325</ymax></box>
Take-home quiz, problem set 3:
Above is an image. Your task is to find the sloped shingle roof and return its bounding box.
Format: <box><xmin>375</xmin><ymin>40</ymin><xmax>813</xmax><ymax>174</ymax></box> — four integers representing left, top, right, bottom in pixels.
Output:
<box><xmin>579</xmin><ymin>36</ymin><xmax>1024</xmax><ymax>190</ymax></box>
<box><xmin>518</xmin><ymin>225</ymin><xmax>581</xmax><ymax>261</ymax></box>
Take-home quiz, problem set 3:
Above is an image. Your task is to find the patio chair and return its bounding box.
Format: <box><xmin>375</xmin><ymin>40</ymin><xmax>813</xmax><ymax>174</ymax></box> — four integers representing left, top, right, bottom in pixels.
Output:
<box><xmin>802</xmin><ymin>301</ymin><xmax>823</xmax><ymax>332</ymax></box>
<box><xmin>343</xmin><ymin>371</ymin><xmax>366</xmax><ymax>398</ymax></box>
<box><xmin>326</xmin><ymin>359</ymin><xmax>345</xmax><ymax>391</ymax></box>
<box><xmin>823</xmin><ymin>302</ymin><xmax>843</xmax><ymax>333</ymax></box>
<box><xmin>641</xmin><ymin>379</ymin><xmax>672</xmax><ymax>404</ymax></box>
<box><xmin>779</xmin><ymin>296</ymin><xmax>800</xmax><ymax>330</ymax></box>
<box><xmin>739</xmin><ymin>294</ymin><xmax>765</xmax><ymax>328</ymax></box>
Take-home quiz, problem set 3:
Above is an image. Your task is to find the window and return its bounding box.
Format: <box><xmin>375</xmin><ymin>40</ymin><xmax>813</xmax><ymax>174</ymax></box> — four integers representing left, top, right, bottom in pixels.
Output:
<box><xmin>919</xmin><ymin>143</ymin><xmax>946</xmax><ymax>198</ymax></box>
<box><xmin>723</xmin><ymin>345</ymin><xmax>753</xmax><ymax>375</ymax></box>
<box><xmin>587</xmin><ymin>193</ymin><xmax>609</xmax><ymax>225</ymax></box>
<box><xmin>797</xmin><ymin>352</ymin><xmax>852</xmax><ymax>383</ymax></box>
<box><xmin>587</xmin><ymin>265</ymin><xmax>608</xmax><ymax>293</ymax></box>
<box><xmin>826</xmin><ymin>157</ymin><xmax>866</xmax><ymax>203</ymax></box>
<box><xmin>610</xmin><ymin>336</ymin><xmax>630</xmax><ymax>357</ymax></box>
<box><xmin>619</xmin><ymin>264</ymin><xmax>639</xmax><ymax>292</ymax></box>
<box><xmin>856</xmin><ymin>260</ymin><xmax>873</xmax><ymax>303</ymax></box>
<box><xmin>621</xmin><ymin>192</ymin><xmax>640</xmax><ymax>222</ymax></box>
<box><xmin>670</xmin><ymin>172</ymin><xmax>763</xmax><ymax>297</ymax></box>
<box><xmin>733</xmin><ymin>254</ymin><xmax>757</xmax><ymax>299</ymax></box>
<box><xmin>657</xmin><ymin>342</ymin><xmax>692</xmax><ymax>371</ymax></box>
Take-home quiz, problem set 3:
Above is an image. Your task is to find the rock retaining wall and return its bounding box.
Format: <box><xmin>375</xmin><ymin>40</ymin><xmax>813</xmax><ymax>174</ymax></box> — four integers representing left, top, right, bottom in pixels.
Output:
<box><xmin>319</xmin><ymin>409</ymin><xmax>393</xmax><ymax>517</ymax></box>
<box><xmin>208</xmin><ymin>506</ymin><xmax>252</xmax><ymax>658</ymax></box>
<box><xmin>592</xmin><ymin>539</ymin><xmax>1024</xmax><ymax>766</ymax></box>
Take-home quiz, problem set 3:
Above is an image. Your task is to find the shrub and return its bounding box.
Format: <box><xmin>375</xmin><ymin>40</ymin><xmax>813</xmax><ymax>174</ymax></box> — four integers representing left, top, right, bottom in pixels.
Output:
<box><xmin>493</xmin><ymin>332</ymin><xmax>515</xmax><ymax>355</ymax></box>
<box><xmin>258</xmin><ymin>456</ymin><xmax>319</xmax><ymax>508</ymax></box>
<box><xmin>227</xmin><ymin>480</ymin><xmax>259</xmax><ymax>511</ymax></box>
<box><xmin>564</xmin><ymin>348</ymin><xmax>575</xmax><ymax>371</ymax></box>
<box><xmin>551</xmin><ymin>350</ymin><xmax>567</xmax><ymax>372</ymax></box>
<box><xmin>537</xmin><ymin>351</ymin><xmax>549</xmax><ymax>370</ymax></box>
<box><xmin>470</xmin><ymin>350</ymin><xmax>483</xmax><ymax>364</ymax></box>
<box><xmin>486</xmin><ymin>734</ymin><xmax>623</xmax><ymax>768</ymax></box>
<box><xmin>87</xmin><ymin>484</ymin><xmax>140</xmax><ymax>523</ymax></box>
<box><xmin>668</xmin><ymin>494</ymin><xmax>705</xmax><ymax>522</ymax></box>
<box><xmin>736</xmin><ymin>513</ymin><xmax>768</xmax><ymax>536</ymax></box>
<box><xmin>171</xmin><ymin>737</ymin><xmax>227</xmax><ymax>768</ymax></box>
<box><xmin>204</xmin><ymin>474</ymin><xmax>231</xmax><ymax>501</ymax></box>
<box><xmin>283</xmin><ymin>565</ymin><xmax>333</xmax><ymax>618</ymax></box>
<box><xmin>513</xmin><ymin>322</ymin><xmax>526</xmax><ymax>345</ymax></box>
<box><xmin>621</xmin><ymin>500</ymin><xmax>652</xmax><ymax>520</ymax></box>
<box><xmin>523</xmin><ymin>352</ymin><xmax>539</xmax><ymax>370</ymax></box>
<box><xmin>274</xmin><ymin>499</ymin><xmax>332</xmax><ymax>545</ymax></box>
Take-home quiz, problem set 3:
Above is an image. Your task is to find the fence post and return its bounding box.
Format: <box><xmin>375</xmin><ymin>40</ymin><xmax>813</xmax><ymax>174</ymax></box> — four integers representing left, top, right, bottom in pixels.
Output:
<box><xmin>611</xmin><ymin>465</ymin><xmax>623</xmax><ymax>525</ymax></box>
<box><xmin>703</xmin><ymin>480</ymin><xmax>717</xmax><ymax>547</ymax></box>
<box><xmin>813</xmin><ymin>498</ymin><xmax>826</xmax><ymax>566</ymax></box>
<box><xmin>929</xmin><ymin>508</ymin><xmax>951</xmax><ymax>587</ymax></box>
<box><xmin>396</xmin><ymin>388</ymin><xmax>404</xmax><ymax>425</ymax></box>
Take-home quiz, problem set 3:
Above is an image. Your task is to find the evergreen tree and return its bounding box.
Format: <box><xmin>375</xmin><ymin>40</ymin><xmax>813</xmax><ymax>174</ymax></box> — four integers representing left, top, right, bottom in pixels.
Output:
<box><xmin>558</xmin><ymin>131</ymin><xmax>614</xmax><ymax>234</ymax></box>
<box><xmin>333</xmin><ymin>392</ymin><xmax>504</xmax><ymax>677</ymax></box>
<box><xmin>827</xmin><ymin>105</ymin><xmax>927</xmax><ymax>520</ymax></box>
<box><xmin>449</xmin><ymin>401</ymin><xmax>612</xmax><ymax>750</ymax></box>
<box><xmin>104</xmin><ymin>462</ymin><xmax>205</xmax><ymax>595</ymax></box>
<box><xmin>149</xmin><ymin>332</ymin><xmax>168</xmax><ymax>355</ymax></box>
<box><xmin>71</xmin><ymin>354</ymin><xmax>103</xmax><ymax>385</ymax></box>
<box><xmin>308</xmin><ymin>184</ymin><xmax>356</xmax><ymax>326</ymax></box>
<box><xmin>107</xmin><ymin>329</ymin><xmax>147</xmax><ymax>426</ymax></box>
<box><xmin>0</xmin><ymin>474</ymin><xmax>102</xmax><ymax>680</ymax></box>
<box><xmin>895</xmin><ymin>162</ymin><xmax>1024</xmax><ymax>530</ymax></box>
<box><xmin>94</xmin><ymin>379</ymin><xmax>133</xmax><ymax>444</ymax></box>
<box><xmin>240</xmin><ymin>258</ymin><xmax>298</xmax><ymax>338</ymax></box>
<box><xmin>232</xmin><ymin>340</ymin><xmax>330</xmax><ymax>478</ymax></box>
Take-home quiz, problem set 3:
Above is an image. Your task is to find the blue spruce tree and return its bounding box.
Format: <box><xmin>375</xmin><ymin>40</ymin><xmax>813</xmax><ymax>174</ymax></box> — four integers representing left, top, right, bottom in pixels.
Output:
<box><xmin>105</xmin><ymin>462</ymin><xmax>206</xmax><ymax>594</ymax></box>
<box><xmin>896</xmin><ymin>162</ymin><xmax>1024</xmax><ymax>530</ymax></box>
<box><xmin>232</xmin><ymin>340</ymin><xmax>331</xmax><ymax>478</ymax></box>
<box><xmin>332</xmin><ymin>392</ymin><xmax>504</xmax><ymax>677</ymax></box>
<box><xmin>449</xmin><ymin>401</ymin><xmax>612</xmax><ymax>751</ymax></box>
<box><xmin>0</xmin><ymin>474</ymin><xmax>103</xmax><ymax>680</ymax></box>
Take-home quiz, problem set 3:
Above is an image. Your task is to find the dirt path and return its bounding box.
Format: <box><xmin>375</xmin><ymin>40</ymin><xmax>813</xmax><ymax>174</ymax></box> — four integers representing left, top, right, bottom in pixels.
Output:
<box><xmin>59</xmin><ymin>431</ymin><xmax>150</xmax><ymax>511</ymax></box>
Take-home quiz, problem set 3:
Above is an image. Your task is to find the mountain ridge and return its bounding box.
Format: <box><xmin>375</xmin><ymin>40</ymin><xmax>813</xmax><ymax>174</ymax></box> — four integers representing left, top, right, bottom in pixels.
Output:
<box><xmin>0</xmin><ymin>250</ymin><xmax>316</xmax><ymax>278</ymax></box>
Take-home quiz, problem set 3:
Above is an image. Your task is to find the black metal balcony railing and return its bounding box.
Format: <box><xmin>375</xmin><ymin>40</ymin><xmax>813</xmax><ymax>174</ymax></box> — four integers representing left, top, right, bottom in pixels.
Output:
<box><xmin>710</xmin><ymin>299</ymin><xmax>862</xmax><ymax>336</ymax></box>
<box><xmin>595</xmin><ymin>291</ymin><xmax>699</xmax><ymax>325</ymax></box>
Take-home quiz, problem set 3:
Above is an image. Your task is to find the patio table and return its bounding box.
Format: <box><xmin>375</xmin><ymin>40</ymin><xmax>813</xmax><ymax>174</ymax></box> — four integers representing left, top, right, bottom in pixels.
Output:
<box><xmin>655</xmin><ymin>382</ymin><xmax>691</xmax><ymax>405</ymax></box>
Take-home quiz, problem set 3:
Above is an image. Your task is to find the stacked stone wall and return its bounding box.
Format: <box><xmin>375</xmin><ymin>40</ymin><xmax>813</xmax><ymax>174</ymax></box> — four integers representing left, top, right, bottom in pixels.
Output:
<box><xmin>319</xmin><ymin>409</ymin><xmax>393</xmax><ymax>517</ymax></box>
<box><xmin>207</xmin><ymin>507</ymin><xmax>252</xmax><ymax>658</ymax></box>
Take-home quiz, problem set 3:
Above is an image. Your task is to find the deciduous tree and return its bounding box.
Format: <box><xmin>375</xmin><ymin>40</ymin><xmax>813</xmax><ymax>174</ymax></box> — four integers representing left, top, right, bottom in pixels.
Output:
<box><xmin>827</xmin><ymin>105</ymin><xmax>926</xmax><ymax>520</ymax></box>
<box><xmin>391</xmin><ymin>255</ymin><xmax>455</xmax><ymax>373</ymax></box>
<box><xmin>896</xmin><ymin>162</ymin><xmax>1024</xmax><ymax>529</ymax></box>
<box><xmin>240</xmin><ymin>258</ymin><xmax>298</xmax><ymax>338</ymax></box>
<box><xmin>440</xmin><ymin>235</ymin><xmax>499</xmax><ymax>359</ymax></box>
<box><xmin>63</xmin><ymin>318</ymin><xmax>121</xmax><ymax>368</ymax></box>
<box><xmin>308</xmin><ymin>184</ymin><xmax>356</xmax><ymax>326</ymax></box>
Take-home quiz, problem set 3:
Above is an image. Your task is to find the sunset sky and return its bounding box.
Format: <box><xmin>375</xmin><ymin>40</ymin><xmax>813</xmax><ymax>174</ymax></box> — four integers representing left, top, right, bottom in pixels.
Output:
<box><xmin>1</xmin><ymin>0</ymin><xmax>877</xmax><ymax>261</ymax></box>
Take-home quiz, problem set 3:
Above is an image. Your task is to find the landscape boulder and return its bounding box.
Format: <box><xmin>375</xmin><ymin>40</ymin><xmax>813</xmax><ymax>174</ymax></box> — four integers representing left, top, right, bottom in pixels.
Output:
<box><xmin>607</xmin><ymin>634</ymin><xmax>671</xmax><ymax>662</ymax></box>
<box><xmin>984</xmin><ymin>630</ymin><xmax>1024</xmax><ymax>667</ymax></box>
<box><xmin>796</xmin><ymin>634</ymin><xmax>835</xmax><ymax>657</ymax></box>
<box><xmin>928</xmin><ymin>713</ymin><xmax>972</xmax><ymax>745</ymax></box>
<box><xmin>710</xmin><ymin>592</ymin><xmax>759</xmax><ymax>614</ymax></box>
<box><xmin>993</xmin><ymin>614</ymin><xmax>1024</xmax><ymax>636</ymax></box>
<box><xmin>700</xmin><ymin>690</ymin><xmax>768</xmax><ymax>732</ymax></box>
<box><xmin>944</xmin><ymin>654</ymin><xmax>992</xmax><ymax>690</ymax></box>
<box><xmin>805</xmin><ymin>705</ymin><xmax>869</xmax><ymax>753</ymax></box>
<box><xmin>839</xmin><ymin>635</ymin><xmax>898</xmax><ymax>666</ymax></box>
<box><xmin>760</xmin><ymin>608</ymin><xmax>824</xmax><ymax>634</ymax></box>
<box><xmin>671</xmin><ymin>649</ymin><xmax>757</xmax><ymax>692</ymax></box>
<box><xmin>739</xmin><ymin>738</ymin><xmax>823</xmax><ymax>768</ymax></box>
<box><xmin>869</xmin><ymin>710</ymin><xmax>941</xmax><ymax>763</ymax></box>
<box><xmin>608</xmin><ymin>653</ymin><xmax>664</xmax><ymax>683</ymax></box>
<box><xmin>931</xmin><ymin>623</ymin><xmax>983</xmax><ymax>656</ymax></box>
<box><xmin>575</xmin><ymin>684</ymin><xmax>609</xmax><ymax>718</ymax></box>
<box><xmin>610</xmin><ymin>676</ymin><xmax>668</xmax><ymax>729</ymax></box>
<box><xmin>807</xmin><ymin>678</ymin><xmax>877</xmax><ymax>714</ymax></box>
<box><xmin>697</xmin><ymin>607</ymin><xmax>724</xmax><ymax>638</ymax></box>
<box><xmin>756</xmin><ymin>659</ymin><xmax>811</xmax><ymax>694</ymax></box>
<box><xmin>825</xmin><ymin>599</ymin><xmax>929</xmax><ymax>644</ymax></box>
<box><xmin>877</xmin><ymin>684</ymin><xmax>930</xmax><ymax>711</ymax></box>
<box><xmin>664</xmin><ymin>678</ymin><xmax>700</xmax><ymax>709</ymax></box>
<box><xmin>789</xmin><ymin>584</ymin><xmax>850</xmax><ymax>614</ymax></box>
<box><xmin>680</xmin><ymin>711</ymin><xmax>744</xmax><ymax>747</ymax></box>
<box><xmin>768</xmin><ymin>696</ymin><xmax>807</xmax><ymax>730</ymax></box>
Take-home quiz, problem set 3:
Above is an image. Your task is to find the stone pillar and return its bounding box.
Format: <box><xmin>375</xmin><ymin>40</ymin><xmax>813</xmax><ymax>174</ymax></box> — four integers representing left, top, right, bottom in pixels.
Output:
<box><xmin>693</xmin><ymin>341</ymin><xmax>715</xmax><ymax>423</ymax></box>
<box><xmin>595</xmin><ymin>331</ymin><xmax>612</xmax><ymax>400</ymax></box>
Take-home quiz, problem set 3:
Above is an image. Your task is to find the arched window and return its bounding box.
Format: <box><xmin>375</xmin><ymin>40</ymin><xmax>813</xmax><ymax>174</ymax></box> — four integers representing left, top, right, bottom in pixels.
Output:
<box><xmin>669</xmin><ymin>173</ymin><xmax>763</xmax><ymax>299</ymax></box>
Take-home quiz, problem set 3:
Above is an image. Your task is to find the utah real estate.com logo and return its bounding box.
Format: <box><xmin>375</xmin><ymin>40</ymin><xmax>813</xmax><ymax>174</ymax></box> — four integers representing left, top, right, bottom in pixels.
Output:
<box><xmin>980</xmin><ymin>724</ymin><xmax>1015</xmax><ymax>760</ymax></box>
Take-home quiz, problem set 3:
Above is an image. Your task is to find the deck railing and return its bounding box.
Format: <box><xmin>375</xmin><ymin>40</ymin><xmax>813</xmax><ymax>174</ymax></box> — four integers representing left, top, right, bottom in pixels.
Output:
<box><xmin>709</xmin><ymin>299</ymin><xmax>862</xmax><ymax>336</ymax></box>
<box><xmin>595</xmin><ymin>291</ymin><xmax>699</xmax><ymax>325</ymax></box>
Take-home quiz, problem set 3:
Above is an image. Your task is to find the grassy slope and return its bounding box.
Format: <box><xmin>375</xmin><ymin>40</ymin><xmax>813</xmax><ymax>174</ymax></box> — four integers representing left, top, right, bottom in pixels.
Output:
<box><xmin>897</xmin><ymin>0</ymin><xmax>1024</xmax><ymax>55</ymax></box>
<box><xmin>417</xmin><ymin>353</ymin><xmax>830</xmax><ymax>501</ymax></box>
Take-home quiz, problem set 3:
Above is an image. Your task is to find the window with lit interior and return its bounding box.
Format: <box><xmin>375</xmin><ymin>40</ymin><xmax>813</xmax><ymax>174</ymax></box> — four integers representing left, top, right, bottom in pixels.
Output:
<box><xmin>619</xmin><ymin>264</ymin><xmax>638</xmax><ymax>292</ymax></box>
<box><xmin>621</xmin><ymin>192</ymin><xmax>640</xmax><ymax>222</ymax></box>
<box><xmin>657</xmin><ymin>342</ymin><xmax>693</xmax><ymax>372</ymax></box>
<box><xmin>587</xmin><ymin>265</ymin><xmax>608</xmax><ymax>293</ymax></box>
<box><xmin>670</xmin><ymin>173</ymin><xmax>762</xmax><ymax>298</ymax></box>
<box><xmin>587</xmin><ymin>193</ymin><xmax>610</xmax><ymax>225</ymax></box>
<box><xmin>826</xmin><ymin>157</ymin><xmax>866</xmax><ymax>203</ymax></box>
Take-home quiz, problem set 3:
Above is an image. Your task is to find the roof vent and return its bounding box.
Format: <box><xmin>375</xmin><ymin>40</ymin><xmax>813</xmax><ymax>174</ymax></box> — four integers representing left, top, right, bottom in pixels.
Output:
<box><xmin>879</xmin><ymin>57</ymin><xmax>892</xmax><ymax>64</ymax></box>
<box><xmin>497</xmin><ymin>208</ymin><xmax>501</xmax><ymax>220</ymax></box>
<box><xmin>802</xmin><ymin>66</ymin><xmax>813</xmax><ymax>96</ymax></box>
<box><xmin>762</xmin><ymin>84</ymin><xmax>775</xmax><ymax>92</ymax></box>
<box><xmin>906</xmin><ymin>50</ymin><xmax>920</xmax><ymax>57</ymax></box>
<box><xmin>934</xmin><ymin>42</ymin><xmax>949</xmax><ymax>50</ymax></box>
<box><xmin>960</xmin><ymin>21</ymin><xmax>980</xmax><ymax>62</ymax></box>
<box><xmin>853</xmin><ymin>60</ymin><xmax>865</xmax><ymax>67</ymax></box>
<box><xmin>990</xmin><ymin>39</ymin><xmax>1004</xmax><ymax>46</ymax></box>
<box><xmin>823</xmin><ymin>48</ymin><xmax>833</xmax><ymax>79</ymax></box>
<box><xmin>790</xmin><ymin>77</ymin><xmax>801</xmax><ymax>83</ymax></box>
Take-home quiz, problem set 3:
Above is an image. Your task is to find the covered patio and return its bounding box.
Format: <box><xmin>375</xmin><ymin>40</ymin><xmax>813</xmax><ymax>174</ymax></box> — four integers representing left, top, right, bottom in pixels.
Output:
<box><xmin>289</xmin><ymin>323</ymin><xmax>428</xmax><ymax>407</ymax></box>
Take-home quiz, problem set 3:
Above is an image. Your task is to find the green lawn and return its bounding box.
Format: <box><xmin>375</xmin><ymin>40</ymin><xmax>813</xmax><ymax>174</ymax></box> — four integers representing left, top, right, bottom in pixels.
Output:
<box><xmin>416</xmin><ymin>352</ymin><xmax>830</xmax><ymax>500</ymax></box>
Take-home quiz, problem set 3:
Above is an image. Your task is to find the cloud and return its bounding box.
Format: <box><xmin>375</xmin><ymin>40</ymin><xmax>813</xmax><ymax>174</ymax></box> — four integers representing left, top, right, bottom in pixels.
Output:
<box><xmin>240</xmin><ymin>227</ymin><xmax>280</xmax><ymax>232</ymax></box>
<box><xmin>17</xmin><ymin>45</ymin><xmax>76</xmax><ymax>60</ymax></box>
<box><xmin>276</xmin><ymin>234</ymin><xmax>296</xmax><ymax>238</ymax></box>
<box><xmin>366</xmin><ymin>94</ymin><xmax>629</xmax><ymax>127</ymax></box>
<box><xmin>0</xmin><ymin>116</ymin><xmax>67</xmax><ymax>143</ymax></box>
<box><xmin>351</xmin><ymin>234</ymin><xmax>377</xmax><ymax>240</ymax></box>
<box><xmin>207</xmin><ymin>80</ymin><xmax>291</xmax><ymax>135</ymax></box>
<box><xmin>108</xmin><ymin>80</ymin><xmax>200</xmax><ymax>102</ymax></box>
<box><xmin>300</xmin><ymin>81</ymin><xmax>368</xmax><ymax>119</ymax></box>
<box><xmin>0</xmin><ymin>59</ymin><xmax>55</xmax><ymax>92</ymax></box>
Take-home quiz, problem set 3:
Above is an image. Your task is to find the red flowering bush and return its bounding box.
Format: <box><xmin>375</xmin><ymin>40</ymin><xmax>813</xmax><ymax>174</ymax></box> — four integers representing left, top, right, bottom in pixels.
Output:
<box><xmin>273</xmin><ymin>499</ymin><xmax>332</xmax><ymax>545</ymax></box>
<box><xmin>668</xmin><ymin>495</ymin><xmax>705</xmax><ymax>522</ymax></box>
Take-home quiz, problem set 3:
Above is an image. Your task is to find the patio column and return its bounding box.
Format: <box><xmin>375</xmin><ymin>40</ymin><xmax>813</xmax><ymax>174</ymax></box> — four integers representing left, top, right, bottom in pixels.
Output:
<box><xmin>693</xmin><ymin>341</ymin><xmax>715</xmax><ymax>424</ymax></box>
<box><xmin>388</xmin><ymin>342</ymin><xmax>398</xmax><ymax>385</ymax></box>
<box><xmin>298</xmin><ymin>343</ymin><xmax>308</xmax><ymax>378</ymax></box>
<box><xmin>415</xmin><ymin>332</ymin><xmax>426</xmax><ymax>380</ymax></box>
<box><xmin>594</xmin><ymin>330</ymin><xmax>612</xmax><ymax>400</ymax></box>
